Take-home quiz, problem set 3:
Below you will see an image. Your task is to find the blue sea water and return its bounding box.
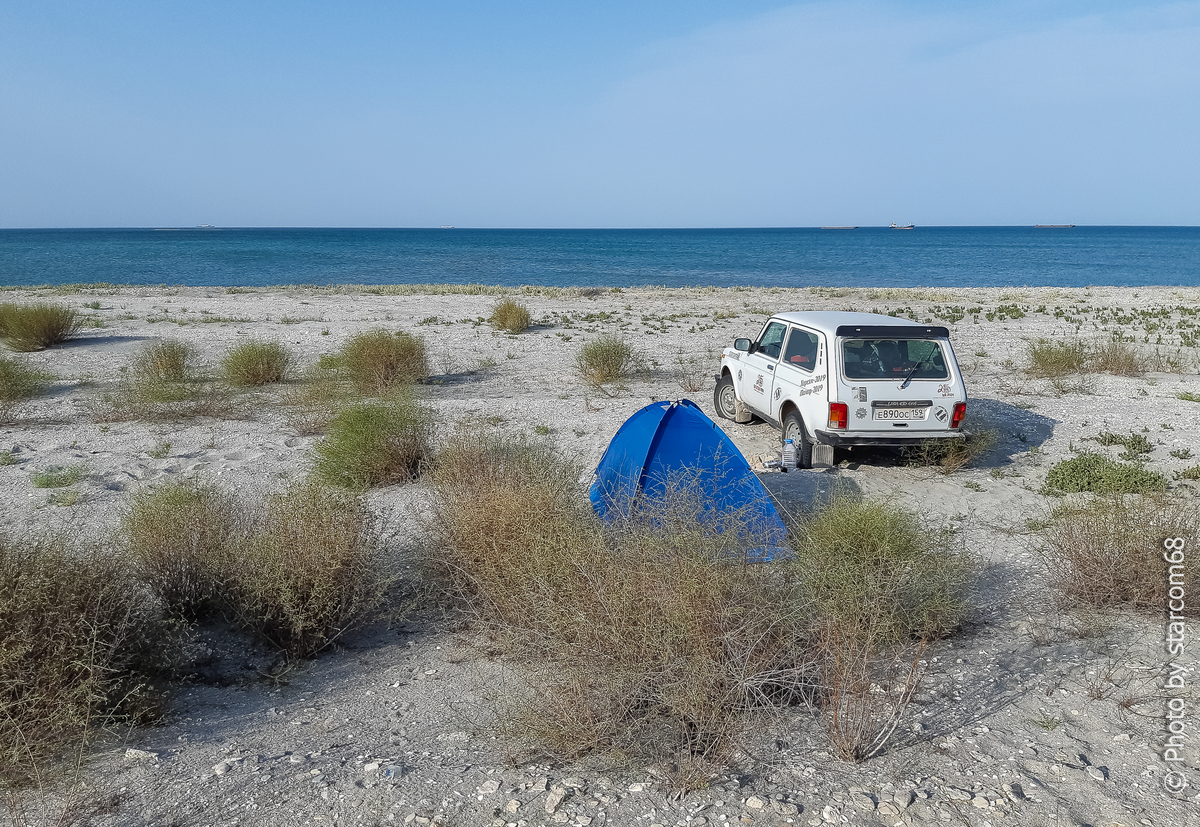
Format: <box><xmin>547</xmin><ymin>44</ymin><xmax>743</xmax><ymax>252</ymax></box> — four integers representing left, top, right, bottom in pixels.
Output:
<box><xmin>2</xmin><ymin>226</ymin><xmax>1198</xmax><ymax>289</ymax></box>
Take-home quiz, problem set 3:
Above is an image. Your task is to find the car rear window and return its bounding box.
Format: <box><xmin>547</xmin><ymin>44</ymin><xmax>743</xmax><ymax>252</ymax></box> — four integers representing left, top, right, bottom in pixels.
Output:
<box><xmin>842</xmin><ymin>339</ymin><xmax>949</xmax><ymax>380</ymax></box>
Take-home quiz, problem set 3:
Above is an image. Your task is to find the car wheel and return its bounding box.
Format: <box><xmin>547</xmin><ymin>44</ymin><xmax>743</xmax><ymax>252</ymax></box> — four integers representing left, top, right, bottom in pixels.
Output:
<box><xmin>713</xmin><ymin>374</ymin><xmax>738</xmax><ymax>421</ymax></box>
<box><xmin>782</xmin><ymin>411</ymin><xmax>814</xmax><ymax>469</ymax></box>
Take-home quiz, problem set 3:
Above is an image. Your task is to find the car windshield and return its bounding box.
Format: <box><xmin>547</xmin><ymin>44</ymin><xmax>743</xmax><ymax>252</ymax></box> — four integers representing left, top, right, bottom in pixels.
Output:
<box><xmin>842</xmin><ymin>339</ymin><xmax>949</xmax><ymax>380</ymax></box>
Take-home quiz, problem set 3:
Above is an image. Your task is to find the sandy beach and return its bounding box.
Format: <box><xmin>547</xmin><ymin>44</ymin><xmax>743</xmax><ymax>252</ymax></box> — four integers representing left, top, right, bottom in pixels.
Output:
<box><xmin>3</xmin><ymin>283</ymin><xmax>1200</xmax><ymax>827</ymax></box>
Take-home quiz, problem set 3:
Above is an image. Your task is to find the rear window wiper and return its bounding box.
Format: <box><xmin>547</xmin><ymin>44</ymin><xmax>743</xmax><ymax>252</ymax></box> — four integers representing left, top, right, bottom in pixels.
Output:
<box><xmin>900</xmin><ymin>343</ymin><xmax>939</xmax><ymax>389</ymax></box>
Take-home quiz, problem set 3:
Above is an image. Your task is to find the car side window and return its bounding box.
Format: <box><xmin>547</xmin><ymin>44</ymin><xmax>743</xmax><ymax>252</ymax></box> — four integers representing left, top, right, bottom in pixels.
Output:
<box><xmin>755</xmin><ymin>322</ymin><xmax>787</xmax><ymax>360</ymax></box>
<box><xmin>782</xmin><ymin>327</ymin><xmax>818</xmax><ymax>373</ymax></box>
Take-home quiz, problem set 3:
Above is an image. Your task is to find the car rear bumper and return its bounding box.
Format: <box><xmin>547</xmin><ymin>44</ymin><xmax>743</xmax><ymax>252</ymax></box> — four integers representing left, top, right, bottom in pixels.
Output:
<box><xmin>814</xmin><ymin>429</ymin><xmax>964</xmax><ymax>447</ymax></box>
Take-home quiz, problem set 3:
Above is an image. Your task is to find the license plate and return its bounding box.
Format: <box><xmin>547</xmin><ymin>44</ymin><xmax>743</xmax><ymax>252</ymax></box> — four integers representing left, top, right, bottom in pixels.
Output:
<box><xmin>874</xmin><ymin>408</ymin><xmax>927</xmax><ymax>421</ymax></box>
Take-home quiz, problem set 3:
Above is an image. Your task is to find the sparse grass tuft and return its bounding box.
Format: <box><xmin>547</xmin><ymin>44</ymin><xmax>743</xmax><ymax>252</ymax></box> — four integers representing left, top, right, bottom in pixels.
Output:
<box><xmin>313</xmin><ymin>397</ymin><xmax>433</xmax><ymax>488</ymax></box>
<box><xmin>0</xmin><ymin>534</ymin><xmax>175</xmax><ymax>784</ymax></box>
<box><xmin>90</xmin><ymin>339</ymin><xmax>244</xmax><ymax>422</ymax></box>
<box><xmin>0</xmin><ymin>357</ymin><xmax>53</xmax><ymax>423</ymax></box>
<box><xmin>221</xmin><ymin>481</ymin><xmax>391</xmax><ymax>659</ymax></box>
<box><xmin>576</xmin><ymin>334</ymin><xmax>638</xmax><ymax>384</ymax></box>
<box><xmin>120</xmin><ymin>479</ymin><xmax>239</xmax><ymax>617</ymax></box>
<box><xmin>489</xmin><ymin>298</ymin><xmax>532</xmax><ymax>333</ymax></box>
<box><xmin>30</xmin><ymin>465</ymin><xmax>84</xmax><ymax>489</ymax></box>
<box><xmin>0</xmin><ymin>303</ymin><xmax>81</xmax><ymax>352</ymax></box>
<box><xmin>904</xmin><ymin>430</ymin><xmax>996</xmax><ymax>475</ymax></box>
<box><xmin>1043</xmin><ymin>453</ymin><xmax>1168</xmax><ymax>495</ymax></box>
<box><xmin>282</xmin><ymin>363</ymin><xmax>354</xmax><ymax>435</ymax></box>
<box><xmin>1092</xmin><ymin>338</ymin><xmax>1142</xmax><ymax>377</ymax></box>
<box><xmin>221</xmin><ymin>339</ymin><xmax>294</xmax><ymax>386</ymax></box>
<box><xmin>1038</xmin><ymin>494</ymin><xmax>1198</xmax><ymax>615</ymax></box>
<box><xmin>338</xmin><ymin>329</ymin><xmax>429</xmax><ymax>393</ymax></box>
<box><xmin>1178</xmin><ymin>391</ymin><xmax>1200</xmax><ymax>403</ymax></box>
<box><xmin>133</xmin><ymin>339</ymin><xmax>195</xmax><ymax>385</ymax></box>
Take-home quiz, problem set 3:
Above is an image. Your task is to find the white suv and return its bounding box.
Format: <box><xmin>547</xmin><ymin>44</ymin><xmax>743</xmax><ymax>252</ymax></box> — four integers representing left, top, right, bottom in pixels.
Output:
<box><xmin>714</xmin><ymin>311</ymin><xmax>967</xmax><ymax>468</ymax></box>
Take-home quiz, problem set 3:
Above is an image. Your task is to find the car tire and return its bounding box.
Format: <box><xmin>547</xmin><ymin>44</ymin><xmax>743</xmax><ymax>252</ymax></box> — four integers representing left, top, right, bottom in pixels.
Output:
<box><xmin>713</xmin><ymin>374</ymin><xmax>738</xmax><ymax>421</ymax></box>
<box><xmin>782</xmin><ymin>411</ymin><xmax>814</xmax><ymax>469</ymax></box>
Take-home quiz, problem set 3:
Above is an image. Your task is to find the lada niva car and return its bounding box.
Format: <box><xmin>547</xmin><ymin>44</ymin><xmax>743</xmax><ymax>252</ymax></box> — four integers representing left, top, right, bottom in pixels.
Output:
<box><xmin>715</xmin><ymin>311</ymin><xmax>967</xmax><ymax>468</ymax></box>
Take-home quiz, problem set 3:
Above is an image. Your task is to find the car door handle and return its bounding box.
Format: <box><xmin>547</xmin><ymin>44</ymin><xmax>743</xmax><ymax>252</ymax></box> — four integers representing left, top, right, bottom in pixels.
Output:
<box><xmin>767</xmin><ymin>365</ymin><xmax>774</xmax><ymax>371</ymax></box>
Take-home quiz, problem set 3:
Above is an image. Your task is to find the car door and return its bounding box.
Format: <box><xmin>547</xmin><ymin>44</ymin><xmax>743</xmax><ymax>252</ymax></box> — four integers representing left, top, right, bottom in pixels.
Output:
<box><xmin>773</xmin><ymin>324</ymin><xmax>827</xmax><ymax>423</ymax></box>
<box><xmin>738</xmin><ymin>320</ymin><xmax>787</xmax><ymax>416</ymax></box>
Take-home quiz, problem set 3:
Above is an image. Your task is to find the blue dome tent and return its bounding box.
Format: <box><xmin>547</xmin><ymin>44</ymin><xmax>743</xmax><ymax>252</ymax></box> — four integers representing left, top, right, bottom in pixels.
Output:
<box><xmin>588</xmin><ymin>399</ymin><xmax>790</xmax><ymax>561</ymax></box>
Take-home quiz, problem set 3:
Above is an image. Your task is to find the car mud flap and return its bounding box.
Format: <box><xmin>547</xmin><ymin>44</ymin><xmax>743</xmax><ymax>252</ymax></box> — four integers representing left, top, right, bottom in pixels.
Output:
<box><xmin>734</xmin><ymin>398</ymin><xmax>753</xmax><ymax>423</ymax></box>
<box><xmin>812</xmin><ymin>443</ymin><xmax>835</xmax><ymax>468</ymax></box>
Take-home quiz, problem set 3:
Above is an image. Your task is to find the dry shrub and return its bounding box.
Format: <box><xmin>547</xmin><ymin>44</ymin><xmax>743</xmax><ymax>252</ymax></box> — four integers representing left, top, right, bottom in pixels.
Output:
<box><xmin>338</xmin><ymin>329</ymin><xmax>429</xmax><ymax>393</ymax></box>
<box><xmin>282</xmin><ymin>363</ymin><xmax>354</xmax><ymax>435</ymax></box>
<box><xmin>576</xmin><ymin>335</ymin><xmax>638</xmax><ymax>384</ymax></box>
<box><xmin>1027</xmin><ymin>338</ymin><xmax>1090</xmax><ymax>378</ymax></box>
<box><xmin>0</xmin><ymin>357</ymin><xmax>52</xmax><ymax>423</ymax></box>
<box><xmin>222</xmin><ymin>339</ymin><xmax>294</xmax><ymax>386</ymax></box>
<box><xmin>120</xmin><ymin>479</ymin><xmax>239</xmax><ymax>617</ymax></box>
<box><xmin>903</xmin><ymin>430</ymin><xmax>996</xmax><ymax>475</ymax></box>
<box><xmin>489</xmin><ymin>298</ymin><xmax>532</xmax><ymax>333</ymax></box>
<box><xmin>0</xmin><ymin>303</ymin><xmax>80</xmax><ymax>352</ymax></box>
<box><xmin>313</xmin><ymin>397</ymin><xmax>433</xmax><ymax>488</ymax></box>
<box><xmin>222</xmin><ymin>481</ymin><xmax>391</xmax><ymax>659</ymax></box>
<box><xmin>816</xmin><ymin>618</ymin><xmax>926</xmax><ymax>762</ymax></box>
<box><xmin>429</xmin><ymin>436</ymin><xmax>816</xmax><ymax>766</ymax></box>
<box><xmin>0</xmin><ymin>534</ymin><xmax>174</xmax><ymax>784</ymax></box>
<box><xmin>1039</xmin><ymin>494</ymin><xmax>1199</xmax><ymax>614</ymax></box>
<box><xmin>134</xmin><ymin>339</ymin><xmax>195</xmax><ymax>385</ymax></box>
<box><xmin>1093</xmin><ymin>338</ymin><xmax>1142</xmax><ymax>377</ymax></box>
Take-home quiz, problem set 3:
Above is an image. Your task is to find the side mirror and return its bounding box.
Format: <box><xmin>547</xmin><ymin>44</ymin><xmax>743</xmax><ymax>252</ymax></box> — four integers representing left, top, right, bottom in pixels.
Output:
<box><xmin>734</xmin><ymin>338</ymin><xmax>751</xmax><ymax>352</ymax></box>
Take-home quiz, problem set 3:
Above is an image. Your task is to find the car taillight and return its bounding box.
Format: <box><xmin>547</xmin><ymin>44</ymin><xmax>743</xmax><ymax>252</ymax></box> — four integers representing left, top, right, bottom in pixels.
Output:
<box><xmin>951</xmin><ymin>402</ymin><xmax>966</xmax><ymax>429</ymax></box>
<box><xmin>829</xmin><ymin>402</ymin><xmax>848</xmax><ymax>429</ymax></box>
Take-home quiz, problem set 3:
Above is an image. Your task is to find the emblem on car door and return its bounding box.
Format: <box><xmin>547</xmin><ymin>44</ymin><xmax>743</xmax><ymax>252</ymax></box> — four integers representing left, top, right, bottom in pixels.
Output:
<box><xmin>934</xmin><ymin>407</ymin><xmax>949</xmax><ymax>422</ymax></box>
<box><xmin>753</xmin><ymin>375</ymin><xmax>765</xmax><ymax>394</ymax></box>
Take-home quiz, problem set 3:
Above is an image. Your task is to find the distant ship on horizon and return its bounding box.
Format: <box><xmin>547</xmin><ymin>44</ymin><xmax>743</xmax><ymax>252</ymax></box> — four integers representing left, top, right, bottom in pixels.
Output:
<box><xmin>889</xmin><ymin>222</ymin><xmax>915</xmax><ymax>230</ymax></box>
<box><xmin>1034</xmin><ymin>224</ymin><xmax>1075</xmax><ymax>229</ymax></box>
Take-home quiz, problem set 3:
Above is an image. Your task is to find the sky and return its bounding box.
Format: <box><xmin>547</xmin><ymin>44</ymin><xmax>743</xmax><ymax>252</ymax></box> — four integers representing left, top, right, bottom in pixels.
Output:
<box><xmin>2</xmin><ymin>1</ymin><xmax>1198</xmax><ymax>228</ymax></box>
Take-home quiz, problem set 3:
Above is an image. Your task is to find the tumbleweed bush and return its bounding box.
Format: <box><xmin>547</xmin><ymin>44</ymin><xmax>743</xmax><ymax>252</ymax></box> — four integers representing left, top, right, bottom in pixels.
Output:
<box><xmin>221</xmin><ymin>339</ymin><xmax>294</xmax><ymax>386</ymax></box>
<box><xmin>338</xmin><ymin>329</ymin><xmax>429</xmax><ymax>393</ymax></box>
<box><xmin>221</xmin><ymin>480</ymin><xmax>391</xmax><ymax>659</ymax></box>
<box><xmin>576</xmin><ymin>334</ymin><xmax>638</xmax><ymax>384</ymax></box>
<box><xmin>1039</xmin><ymin>494</ymin><xmax>1198</xmax><ymax>615</ymax></box>
<box><xmin>429</xmin><ymin>436</ymin><xmax>817</xmax><ymax>767</ymax></box>
<box><xmin>313</xmin><ymin>397</ymin><xmax>433</xmax><ymax>488</ymax></box>
<box><xmin>488</xmin><ymin>298</ymin><xmax>532</xmax><ymax>333</ymax></box>
<box><xmin>120</xmin><ymin>479</ymin><xmax>240</xmax><ymax>617</ymax></box>
<box><xmin>0</xmin><ymin>303</ymin><xmax>80</xmax><ymax>352</ymax></box>
<box><xmin>0</xmin><ymin>534</ymin><xmax>174</xmax><ymax>784</ymax></box>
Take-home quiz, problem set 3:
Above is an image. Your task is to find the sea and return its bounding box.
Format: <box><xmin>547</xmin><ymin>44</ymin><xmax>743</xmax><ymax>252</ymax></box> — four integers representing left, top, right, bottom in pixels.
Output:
<box><xmin>2</xmin><ymin>226</ymin><xmax>1199</xmax><ymax>290</ymax></box>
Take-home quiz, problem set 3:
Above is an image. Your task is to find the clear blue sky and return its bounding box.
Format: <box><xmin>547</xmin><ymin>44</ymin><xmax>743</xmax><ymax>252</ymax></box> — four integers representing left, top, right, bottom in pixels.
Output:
<box><xmin>2</xmin><ymin>1</ymin><xmax>1198</xmax><ymax>228</ymax></box>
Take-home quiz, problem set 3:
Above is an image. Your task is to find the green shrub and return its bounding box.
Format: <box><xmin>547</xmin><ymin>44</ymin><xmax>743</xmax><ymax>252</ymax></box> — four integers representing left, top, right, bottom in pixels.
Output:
<box><xmin>313</xmin><ymin>398</ymin><xmax>433</xmax><ymax>488</ymax></box>
<box><xmin>0</xmin><ymin>303</ymin><xmax>80</xmax><ymax>352</ymax></box>
<box><xmin>221</xmin><ymin>481</ymin><xmax>390</xmax><ymax>659</ymax></box>
<box><xmin>120</xmin><ymin>480</ymin><xmax>239</xmax><ymax>617</ymax></box>
<box><xmin>576</xmin><ymin>334</ymin><xmax>638</xmax><ymax>384</ymax></box>
<box><xmin>0</xmin><ymin>357</ymin><xmax>52</xmax><ymax>423</ymax></box>
<box><xmin>221</xmin><ymin>339</ymin><xmax>294</xmax><ymax>386</ymax></box>
<box><xmin>1094</xmin><ymin>431</ymin><xmax>1153</xmax><ymax>460</ymax></box>
<box><xmin>0</xmin><ymin>534</ymin><xmax>174</xmax><ymax>783</ymax></box>
<box><xmin>791</xmin><ymin>494</ymin><xmax>972</xmax><ymax>644</ymax></box>
<box><xmin>338</xmin><ymin>329</ymin><xmax>429</xmax><ymax>393</ymax></box>
<box><xmin>1039</xmin><ymin>494</ymin><xmax>1198</xmax><ymax>614</ymax></box>
<box><xmin>1043</xmin><ymin>452</ymin><xmax>1168</xmax><ymax>495</ymax></box>
<box><xmin>489</xmin><ymin>299</ymin><xmax>532</xmax><ymax>333</ymax></box>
